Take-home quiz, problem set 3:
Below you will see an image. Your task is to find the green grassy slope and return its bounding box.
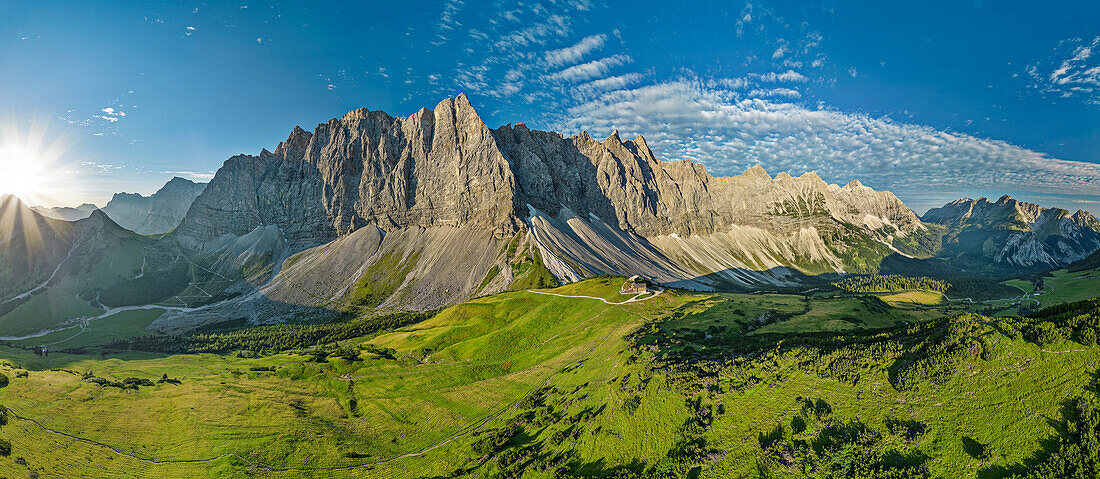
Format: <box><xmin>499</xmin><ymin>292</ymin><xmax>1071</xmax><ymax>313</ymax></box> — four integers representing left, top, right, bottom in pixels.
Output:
<box><xmin>0</xmin><ymin>279</ymin><xmax>1097</xmax><ymax>477</ymax></box>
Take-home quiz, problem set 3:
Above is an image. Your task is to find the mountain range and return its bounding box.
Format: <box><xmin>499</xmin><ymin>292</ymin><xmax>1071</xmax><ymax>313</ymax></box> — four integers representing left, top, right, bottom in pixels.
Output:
<box><xmin>2</xmin><ymin>94</ymin><xmax>1099</xmax><ymax>334</ymax></box>
<box><xmin>32</xmin><ymin>176</ymin><xmax>206</xmax><ymax>235</ymax></box>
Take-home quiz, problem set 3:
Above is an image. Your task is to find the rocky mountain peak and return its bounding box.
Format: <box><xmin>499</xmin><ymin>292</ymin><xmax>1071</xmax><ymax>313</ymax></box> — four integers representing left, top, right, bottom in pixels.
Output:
<box><xmin>175</xmin><ymin>93</ymin><xmax>521</xmax><ymax>249</ymax></box>
<box><xmin>740</xmin><ymin>164</ymin><xmax>771</xmax><ymax>180</ymax></box>
<box><xmin>273</xmin><ymin>125</ymin><xmax>313</xmax><ymax>160</ymax></box>
<box><xmin>102</xmin><ymin>176</ymin><xmax>207</xmax><ymax>235</ymax></box>
<box><xmin>924</xmin><ymin>194</ymin><xmax>1100</xmax><ymax>267</ymax></box>
<box><xmin>799</xmin><ymin>171</ymin><xmax>823</xmax><ymax>182</ymax></box>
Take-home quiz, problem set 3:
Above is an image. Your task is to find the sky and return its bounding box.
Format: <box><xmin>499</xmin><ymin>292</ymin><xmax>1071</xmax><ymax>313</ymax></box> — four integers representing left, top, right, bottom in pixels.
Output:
<box><xmin>1</xmin><ymin>0</ymin><xmax>1098</xmax><ymax>214</ymax></box>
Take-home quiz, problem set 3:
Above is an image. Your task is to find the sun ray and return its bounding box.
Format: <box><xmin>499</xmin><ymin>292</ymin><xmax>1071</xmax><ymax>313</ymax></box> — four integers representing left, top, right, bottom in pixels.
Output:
<box><xmin>0</xmin><ymin>118</ymin><xmax>75</xmax><ymax>207</ymax></box>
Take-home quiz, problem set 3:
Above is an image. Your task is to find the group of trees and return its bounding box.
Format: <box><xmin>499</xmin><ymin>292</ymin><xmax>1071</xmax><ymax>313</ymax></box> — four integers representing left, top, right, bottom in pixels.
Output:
<box><xmin>101</xmin><ymin>311</ymin><xmax>433</xmax><ymax>355</ymax></box>
<box><xmin>1005</xmin><ymin>391</ymin><xmax>1100</xmax><ymax>478</ymax></box>
<box><xmin>81</xmin><ymin>371</ymin><xmax>155</xmax><ymax>390</ymax></box>
<box><xmin>758</xmin><ymin>403</ymin><xmax>931</xmax><ymax>478</ymax></box>
<box><xmin>995</xmin><ymin>298</ymin><xmax>1100</xmax><ymax>347</ymax></box>
<box><xmin>832</xmin><ymin>274</ymin><xmax>949</xmax><ymax>293</ymax></box>
<box><xmin>96</xmin><ymin>260</ymin><xmax>190</xmax><ymax>307</ymax></box>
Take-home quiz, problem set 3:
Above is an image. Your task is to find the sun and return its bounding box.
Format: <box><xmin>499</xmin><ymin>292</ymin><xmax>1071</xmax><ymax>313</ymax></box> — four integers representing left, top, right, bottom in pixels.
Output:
<box><xmin>0</xmin><ymin>144</ymin><xmax>47</xmax><ymax>200</ymax></box>
<box><xmin>0</xmin><ymin>121</ymin><xmax>74</xmax><ymax>207</ymax></box>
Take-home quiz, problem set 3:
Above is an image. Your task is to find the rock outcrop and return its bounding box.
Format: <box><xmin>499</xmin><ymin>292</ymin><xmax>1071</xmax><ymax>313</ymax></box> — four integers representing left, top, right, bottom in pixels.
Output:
<box><xmin>103</xmin><ymin>177</ymin><xmax>207</xmax><ymax>235</ymax></box>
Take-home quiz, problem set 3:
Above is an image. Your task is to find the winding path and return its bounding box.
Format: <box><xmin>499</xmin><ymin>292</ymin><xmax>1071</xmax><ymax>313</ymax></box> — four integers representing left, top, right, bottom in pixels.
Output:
<box><xmin>526</xmin><ymin>287</ymin><xmax>664</xmax><ymax>305</ymax></box>
<box><xmin>0</xmin><ymin>232</ymin><xmax>85</xmax><ymax>306</ymax></box>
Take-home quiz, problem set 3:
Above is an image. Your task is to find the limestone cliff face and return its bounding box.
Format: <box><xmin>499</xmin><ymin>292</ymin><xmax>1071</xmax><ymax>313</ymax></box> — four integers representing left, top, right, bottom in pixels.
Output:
<box><xmin>175</xmin><ymin>94</ymin><xmax>519</xmax><ymax>250</ymax></box>
<box><xmin>493</xmin><ymin>123</ymin><xmax>924</xmax><ymax>241</ymax></box>
<box><xmin>923</xmin><ymin>195</ymin><xmax>1100</xmax><ymax>267</ymax></box>
<box><xmin>173</xmin><ymin>94</ymin><xmax>938</xmax><ymax>293</ymax></box>
<box><xmin>178</xmin><ymin>94</ymin><xmax>925</xmax><ymax>254</ymax></box>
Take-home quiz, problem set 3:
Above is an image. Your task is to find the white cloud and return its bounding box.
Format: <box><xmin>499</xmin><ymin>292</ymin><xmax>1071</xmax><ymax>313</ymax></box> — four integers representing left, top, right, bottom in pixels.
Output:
<box><xmin>735</xmin><ymin>3</ymin><xmax>754</xmax><ymax>37</ymax></box>
<box><xmin>554</xmin><ymin>78</ymin><xmax>1100</xmax><ymax>202</ymax></box>
<box><xmin>433</xmin><ymin>0</ymin><xmax>465</xmax><ymax>45</ymax></box>
<box><xmin>546</xmin><ymin>54</ymin><xmax>632</xmax><ymax>83</ymax></box>
<box><xmin>544</xmin><ymin>34</ymin><xmax>606</xmax><ymax>68</ymax></box>
<box><xmin>574</xmin><ymin>73</ymin><xmax>645</xmax><ymax>97</ymax></box>
<box><xmin>95</xmin><ymin>107</ymin><xmax>125</xmax><ymax>123</ymax></box>
<box><xmin>1029</xmin><ymin>36</ymin><xmax>1100</xmax><ymax>107</ymax></box>
<box><xmin>82</xmin><ymin>161</ymin><xmax>118</xmax><ymax>172</ymax></box>
<box><xmin>494</xmin><ymin>14</ymin><xmax>570</xmax><ymax>49</ymax></box>
<box><xmin>747</xmin><ymin>87</ymin><xmax>801</xmax><ymax>99</ymax></box>
<box><xmin>751</xmin><ymin>70</ymin><xmax>807</xmax><ymax>82</ymax></box>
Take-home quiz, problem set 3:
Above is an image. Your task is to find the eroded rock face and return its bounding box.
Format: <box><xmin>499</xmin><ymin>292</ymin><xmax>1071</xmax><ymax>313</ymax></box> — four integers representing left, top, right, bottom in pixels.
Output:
<box><xmin>175</xmin><ymin>95</ymin><xmax>520</xmax><ymax>251</ymax></box>
<box><xmin>178</xmin><ymin>95</ymin><xmax>926</xmax><ymax>261</ymax></box>
<box><xmin>102</xmin><ymin>177</ymin><xmax>206</xmax><ymax>235</ymax></box>
<box><xmin>495</xmin><ymin>123</ymin><xmax>924</xmax><ymax>240</ymax></box>
<box><xmin>147</xmin><ymin>94</ymin><xmax>1100</xmax><ymax>326</ymax></box>
<box><xmin>923</xmin><ymin>195</ymin><xmax>1100</xmax><ymax>267</ymax></box>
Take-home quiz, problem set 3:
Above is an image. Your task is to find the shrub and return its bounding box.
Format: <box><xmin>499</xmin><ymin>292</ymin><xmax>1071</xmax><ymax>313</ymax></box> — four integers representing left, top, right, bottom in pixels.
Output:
<box><xmin>1079</xmin><ymin>328</ymin><xmax>1098</xmax><ymax>346</ymax></box>
<box><xmin>0</xmin><ymin>438</ymin><xmax>11</xmax><ymax>456</ymax></box>
<box><xmin>1030</xmin><ymin>323</ymin><xmax>1065</xmax><ymax>346</ymax></box>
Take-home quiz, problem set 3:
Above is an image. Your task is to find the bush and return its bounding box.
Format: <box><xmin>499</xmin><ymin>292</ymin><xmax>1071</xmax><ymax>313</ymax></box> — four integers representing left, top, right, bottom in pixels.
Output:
<box><xmin>1030</xmin><ymin>323</ymin><xmax>1066</xmax><ymax>346</ymax></box>
<box><xmin>0</xmin><ymin>438</ymin><xmax>11</xmax><ymax>456</ymax></box>
<box><xmin>1078</xmin><ymin>328</ymin><xmax>1098</xmax><ymax>346</ymax></box>
<box><xmin>103</xmin><ymin>311</ymin><xmax>434</xmax><ymax>355</ymax></box>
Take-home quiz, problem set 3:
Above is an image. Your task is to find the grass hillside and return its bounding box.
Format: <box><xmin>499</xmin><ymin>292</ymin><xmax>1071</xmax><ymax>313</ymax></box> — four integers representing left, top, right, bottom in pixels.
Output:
<box><xmin>0</xmin><ymin>279</ymin><xmax>1097</xmax><ymax>477</ymax></box>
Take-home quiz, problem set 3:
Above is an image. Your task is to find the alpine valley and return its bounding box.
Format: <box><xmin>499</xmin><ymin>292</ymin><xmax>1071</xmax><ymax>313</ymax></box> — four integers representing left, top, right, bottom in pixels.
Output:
<box><xmin>2</xmin><ymin>96</ymin><xmax>1100</xmax><ymax>478</ymax></box>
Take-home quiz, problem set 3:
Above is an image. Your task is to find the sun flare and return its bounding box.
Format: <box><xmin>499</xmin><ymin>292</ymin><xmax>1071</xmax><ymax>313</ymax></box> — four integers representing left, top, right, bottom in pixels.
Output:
<box><xmin>0</xmin><ymin>144</ymin><xmax>47</xmax><ymax>201</ymax></box>
<box><xmin>0</xmin><ymin>121</ymin><xmax>74</xmax><ymax>207</ymax></box>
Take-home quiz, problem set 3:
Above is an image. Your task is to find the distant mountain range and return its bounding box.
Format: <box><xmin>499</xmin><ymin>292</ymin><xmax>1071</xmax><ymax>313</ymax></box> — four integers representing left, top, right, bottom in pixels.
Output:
<box><xmin>923</xmin><ymin>195</ymin><xmax>1100</xmax><ymax>270</ymax></box>
<box><xmin>2</xmin><ymin>94</ymin><xmax>1098</xmax><ymax>334</ymax></box>
<box><xmin>32</xmin><ymin>177</ymin><xmax>206</xmax><ymax>235</ymax></box>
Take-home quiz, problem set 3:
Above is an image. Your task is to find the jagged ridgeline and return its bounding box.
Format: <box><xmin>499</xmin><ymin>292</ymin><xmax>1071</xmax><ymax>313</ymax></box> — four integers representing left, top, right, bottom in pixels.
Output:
<box><xmin>923</xmin><ymin>195</ymin><xmax>1100</xmax><ymax>273</ymax></box>
<box><xmin>4</xmin><ymin>94</ymin><xmax>1099</xmax><ymax>333</ymax></box>
<box><xmin>142</xmin><ymin>94</ymin><xmax>961</xmax><ymax>329</ymax></box>
<box><xmin>29</xmin><ymin>177</ymin><xmax>206</xmax><ymax>235</ymax></box>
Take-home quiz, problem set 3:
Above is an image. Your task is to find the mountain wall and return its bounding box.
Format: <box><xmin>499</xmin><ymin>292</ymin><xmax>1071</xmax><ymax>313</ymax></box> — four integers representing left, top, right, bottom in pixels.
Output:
<box><xmin>923</xmin><ymin>195</ymin><xmax>1100</xmax><ymax>268</ymax></box>
<box><xmin>164</xmin><ymin>93</ymin><xmax>942</xmax><ymax>325</ymax></box>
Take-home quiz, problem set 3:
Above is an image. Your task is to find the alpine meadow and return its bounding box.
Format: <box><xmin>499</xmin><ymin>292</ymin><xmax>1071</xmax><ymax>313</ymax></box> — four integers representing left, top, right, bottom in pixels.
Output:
<box><xmin>2</xmin><ymin>1</ymin><xmax>1100</xmax><ymax>478</ymax></box>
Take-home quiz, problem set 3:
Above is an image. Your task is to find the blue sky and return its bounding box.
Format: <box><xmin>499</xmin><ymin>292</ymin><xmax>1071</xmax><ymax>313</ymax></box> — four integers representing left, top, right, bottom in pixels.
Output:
<box><xmin>2</xmin><ymin>0</ymin><xmax>1098</xmax><ymax>214</ymax></box>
